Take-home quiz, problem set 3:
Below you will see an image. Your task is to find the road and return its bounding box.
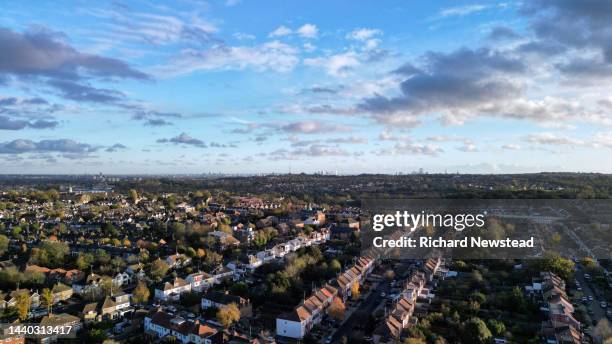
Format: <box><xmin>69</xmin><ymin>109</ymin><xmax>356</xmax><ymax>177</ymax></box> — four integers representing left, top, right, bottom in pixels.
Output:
<box><xmin>330</xmin><ymin>280</ymin><xmax>389</xmax><ymax>343</ymax></box>
<box><xmin>575</xmin><ymin>267</ymin><xmax>606</xmax><ymax>328</ymax></box>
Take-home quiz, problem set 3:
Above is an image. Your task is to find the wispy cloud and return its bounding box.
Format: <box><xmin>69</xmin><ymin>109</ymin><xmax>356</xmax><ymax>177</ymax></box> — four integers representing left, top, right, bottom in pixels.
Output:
<box><xmin>439</xmin><ymin>4</ymin><xmax>488</xmax><ymax>18</ymax></box>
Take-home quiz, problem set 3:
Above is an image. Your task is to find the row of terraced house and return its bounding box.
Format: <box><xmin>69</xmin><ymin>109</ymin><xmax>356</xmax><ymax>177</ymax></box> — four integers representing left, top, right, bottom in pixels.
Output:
<box><xmin>538</xmin><ymin>272</ymin><xmax>583</xmax><ymax>344</ymax></box>
<box><xmin>374</xmin><ymin>257</ymin><xmax>442</xmax><ymax>343</ymax></box>
<box><xmin>275</xmin><ymin>255</ymin><xmax>375</xmax><ymax>339</ymax></box>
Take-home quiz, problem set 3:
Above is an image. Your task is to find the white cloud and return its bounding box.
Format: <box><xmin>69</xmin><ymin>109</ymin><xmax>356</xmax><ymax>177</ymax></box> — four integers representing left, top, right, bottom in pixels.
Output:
<box><xmin>233</xmin><ymin>32</ymin><xmax>255</xmax><ymax>40</ymax></box>
<box><xmin>303</xmin><ymin>42</ymin><xmax>316</xmax><ymax>52</ymax></box>
<box><xmin>297</xmin><ymin>24</ymin><xmax>318</xmax><ymax>38</ymax></box>
<box><xmin>154</xmin><ymin>41</ymin><xmax>300</xmax><ymax>76</ymax></box>
<box><xmin>525</xmin><ymin>132</ymin><xmax>583</xmax><ymax>146</ymax></box>
<box><xmin>457</xmin><ymin>143</ymin><xmax>478</xmax><ymax>152</ymax></box>
<box><xmin>304</xmin><ymin>51</ymin><xmax>360</xmax><ymax>76</ymax></box>
<box><xmin>591</xmin><ymin>131</ymin><xmax>612</xmax><ymax>149</ymax></box>
<box><xmin>269</xmin><ymin>25</ymin><xmax>292</xmax><ymax>37</ymax></box>
<box><xmin>502</xmin><ymin>144</ymin><xmax>521</xmax><ymax>150</ymax></box>
<box><xmin>439</xmin><ymin>4</ymin><xmax>488</xmax><ymax>17</ymax></box>
<box><xmin>346</xmin><ymin>28</ymin><xmax>382</xmax><ymax>41</ymax></box>
<box><xmin>110</xmin><ymin>12</ymin><xmax>218</xmax><ymax>46</ymax></box>
<box><xmin>383</xmin><ymin>142</ymin><xmax>443</xmax><ymax>156</ymax></box>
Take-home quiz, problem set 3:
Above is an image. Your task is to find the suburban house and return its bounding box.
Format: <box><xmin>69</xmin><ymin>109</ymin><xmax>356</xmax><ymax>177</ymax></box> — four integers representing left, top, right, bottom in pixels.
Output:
<box><xmin>100</xmin><ymin>292</ymin><xmax>133</xmax><ymax>320</ymax></box>
<box><xmin>0</xmin><ymin>333</ymin><xmax>24</xmax><ymax>344</ymax></box>
<box><xmin>144</xmin><ymin>309</ymin><xmax>223</xmax><ymax>344</ymax></box>
<box><xmin>3</xmin><ymin>289</ymin><xmax>40</xmax><ymax>309</ymax></box>
<box><xmin>209</xmin><ymin>266</ymin><xmax>234</xmax><ymax>284</ymax></box>
<box><xmin>37</xmin><ymin>313</ymin><xmax>82</xmax><ymax>344</ymax></box>
<box><xmin>335</xmin><ymin>256</ymin><xmax>375</xmax><ymax>300</ymax></box>
<box><xmin>186</xmin><ymin>271</ymin><xmax>213</xmax><ymax>292</ymax></box>
<box><xmin>72</xmin><ymin>273</ymin><xmax>103</xmax><ymax>296</ymax></box>
<box><xmin>81</xmin><ymin>302</ymin><xmax>99</xmax><ymax>323</ymax></box>
<box><xmin>113</xmin><ymin>272</ymin><xmax>132</xmax><ymax>286</ymax></box>
<box><xmin>201</xmin><ymin>291</ymin><xmax>252</xmax><ymax>317</ymax></box>
<box><xmin>165</xmin><ymin>254</ymin><xmax>192</xmax><ymax>268</ymax></box>
<box><xmin>154</xmin><ymin>277</ymin><xmax>191</xmax><ymax>301</ymax></box>
<box><xmin>52</xmin><ymin>283</ymin><xmax>73</xmax><ymax>302</ymax></box>
<box><xmin>275</xmin><ymin>284</ymin><xmax>338</xmax><ymax>339</ymax></box>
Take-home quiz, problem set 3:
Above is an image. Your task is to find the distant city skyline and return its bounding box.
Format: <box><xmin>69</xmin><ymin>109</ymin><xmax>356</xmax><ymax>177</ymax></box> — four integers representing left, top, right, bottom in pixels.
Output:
<box><xmin>2</xmin><ymin>1</ymin><xmax>612</xmax><ymax>174</ymax></box>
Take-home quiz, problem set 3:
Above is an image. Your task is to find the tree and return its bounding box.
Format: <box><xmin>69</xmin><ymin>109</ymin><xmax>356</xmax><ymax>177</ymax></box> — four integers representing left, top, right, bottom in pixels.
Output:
<box><xmin>551</xmin><ymin>232</ymin><xmax>562</xmax><ymax>245</ymax></box>
<box><xmin>76</xmin><ymin>253</ymin><xmax>95</xmax><ymax>270</ymax></box>
<box><xmin>594</xmin><ymin>319</ymin><xmax>612</xmax><ymax>344</ymax></box>
<box><xmin>529</xmin><ymin>253</ymin><xmax>574</xmax><ymax>281</ymax></box>
<box><xmin>129</xmin><ymin>189</ymin><xmax>139</xmax><ymax>203</ymax></box>
<box><xmin>216</xmin><ymin>303</ymin><xmax>240</xmax><ymax>328</ymax></box>
<box><xmin>404</xmin><ymin>339</ymin><xmax>426</xmax><ymax>344</ymax></box>
<box><xmin>328</xmin><ymin>297</ymin><xmax>345</xmax><ymax>321</ymax></box>
<box><xmin>0</xmin><ymin>235</ymin><xmax>9</xmax><ymax>256</ymax></box>
<box><xmin>0</xmin><ymin>267</ymin><xmax>21</xmax><ymax>289</ymax></box>
<box><xmin>85</xmin><ymin>328</ymin><xmax>108</xmax><ymax>342</ymax></box>
<box><xmin>96</xmin><ymin>249</ymin><xmax>111</xmax><ymax>265</ymax></box>
<box><xmin>30</xmin><ymin>241</ymin><xmax>69</xmax><ymax>267</ymax></box>
<box><xmin>351</xmin><ymin>282</ymin><xmax>361</xmax><ymax>300</ymax></box>
<box><xmin>329</xmin><ymin>259</ymin><xmax>342</xmax><ymax>273</ymax></box>
<box><xmin>469</xmin><ymin>291</ymin><xmax>486</xmax><ymax>304</ymax></box>
<box><xmin>99</xmin><ymin>276</ymin><xmax>114</xmax><ymax>296</ymax></box>
<box><xmin>253</xmin><ymin>231</ymin><xmax>268</xmax><ymax>247</ymax></box>
<box><xmin>217</xmin><ymin>223</ymin><xmax>232</xmax><ymax>234</ymax></box>
<box><xmin>486</xmin><ymin>319</ymin><xmax>505</xmax><ymax>336</ymax></box>
<box><xmin>111</xmin><ymin>256</ymin><xmax>126</xmax><ymax>270</ymax></box>
<box><xmin>41</xmin><ymin>288</ymin><xmax>54</xmax><ymax>315</ymax></box>
<box><xmin>150</xmin><ymin>259</ymin><xmax>170</xmax><ymax>282</ymax></box>
<box><xmin>22</xmin><ymin>270</ymin><xmax>45</xmax><ymax>286</ymax></box>
<box><xmin>15</xmin><ymin>291</ymin><xmax>31</xmax><ymax>321</ymax></box>
<box><xmin>581</xmin><ymin>257</ymin><xmax>599</xmax><ymax>272</ymax></box>
<box><xmin>462</xmin><ymin>317</ymin><xmax>492</xmax><ymax>344</ymax></box>
<box><xmin>204</xmin><ymin>251</ymin><xmax>223</xmax><ymax>266</ymax></box>
<box><xmin>132</xmin><ymin>281</ymin><xmax>150</xmax><ymax>304</ymax></box>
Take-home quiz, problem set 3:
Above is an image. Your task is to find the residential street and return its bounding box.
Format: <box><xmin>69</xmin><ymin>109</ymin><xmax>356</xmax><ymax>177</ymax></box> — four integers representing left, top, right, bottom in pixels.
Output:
<box><xmin>330</xmin><ymin>279</ymin><xmax>390</xmax><ymax>343</ymax></box>
<box><xmin>575</xmin><ymin>266</ymin><xmax>606</xmax><ymax>333</ymax></box>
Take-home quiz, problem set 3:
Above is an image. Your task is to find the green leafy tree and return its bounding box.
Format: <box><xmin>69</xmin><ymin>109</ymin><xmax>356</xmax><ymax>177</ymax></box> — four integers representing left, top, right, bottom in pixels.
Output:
<box><xmin>329</xmin><ymin>259</ymin><xmax>342</xmax><ymax>273</ymax></box>
<box><xmin>76</xmin><ymin>253</ymin><xmax>95</xmax><ymax>270</ymax></box>
<box><xmin>41</xmin><ymin>288</ymin><xmax>54</xmax><ymax>315</ymax></box>
<box><xmin>0</xmin><ymin>235</ymin><xmax>9</xmax><ymax>256</ymax></box>
<box><xmin>30</xmin><ymin>241</ymin><xmax>69</xmax><ymax>267</ymax></box>
<box><xmin>462</xmin><ymin>317</ymin><xmax>492</xmax><ymax>344</ymax></box>
<box><xmin>486</xmin><ymin>319</ymin><xmax>506</xmax><ymax>336</ymax></box>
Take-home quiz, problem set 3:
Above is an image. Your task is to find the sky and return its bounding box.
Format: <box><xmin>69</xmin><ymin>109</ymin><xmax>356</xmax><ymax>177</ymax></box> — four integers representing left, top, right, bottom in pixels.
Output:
<box><xmin>1</xmin><ymin>0</ymin><xmax>612</xmax><ymax>174</ymax></box>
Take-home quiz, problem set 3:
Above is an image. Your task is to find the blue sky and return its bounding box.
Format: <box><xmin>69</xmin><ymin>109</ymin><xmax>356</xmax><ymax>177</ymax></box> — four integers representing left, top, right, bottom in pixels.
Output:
<box><xmin>1</xmin><ymin>0</ymin><xmax>612</xmax><ymax>174</ymax></box>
